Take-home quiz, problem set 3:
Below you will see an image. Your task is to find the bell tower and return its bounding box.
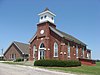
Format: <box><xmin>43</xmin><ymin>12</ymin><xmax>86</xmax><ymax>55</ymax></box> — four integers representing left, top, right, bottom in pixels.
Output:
<box><xmin>37</xmin><ymin>8</ymin><xmax>56</xmax><ymax>38</ymax></box>
<box><xmin>38</xmin><ymin>8</ymin><xmax>56</xmax><ymax>24</ymax></box>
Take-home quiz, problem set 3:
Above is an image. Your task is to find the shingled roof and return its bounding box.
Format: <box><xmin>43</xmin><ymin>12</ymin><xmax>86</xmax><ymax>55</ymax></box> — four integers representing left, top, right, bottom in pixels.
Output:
<box><xmin>29</xmin><ymin>23</ymin><xmax>86</xmax><ymax>46</ymax></box>
<box><xmin>13</xmin><ymin>41</ymin><xmax>29</xmax><ymax>54</ymax></box>
<box><xmin>49</xmin><ymin>26</ymin><xmax>86</xmax><ymax>46</ymax></box>
<box><xmin>4</xmin><ymin>41</ymin><xmax>29</xmax><ymax>55</ymax></box>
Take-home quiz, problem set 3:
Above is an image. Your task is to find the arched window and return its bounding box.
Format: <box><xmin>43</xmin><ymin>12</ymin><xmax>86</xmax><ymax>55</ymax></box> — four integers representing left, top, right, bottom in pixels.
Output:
<box><xmin>68</xmin><ymin>42</ymin><xmax>70</xmax><ymax>57</ymax></box>
<box><xmin>54</xmin><ymin>42</ymin><xmax>58</xmax><ymax>57</ymax></box>
<box><xmin>76</xmin><ymin>45</ymin><xmax>78</xmax><ymax>58</ymax></box>
<box><xmin>39</xmin><ymin>43</ymin><xmax>45</xmax><ymax>60</ymax></box>
<box><xmin>33</xmin><ymin>45</ymin><xmax>36</xmax><ymax>58</ymax></box>
<box><xmin>40</xmin><ymin>43</ymin><xmax>45</xmax><ymax>48</ymax></box>
<box><xmin>51</xmin><ymin>17</ymin><xmax>53</xmax><ymax>20</ymax></box>
<box><xmin>41</xmin><ymin>16</ymin><xmax>43</xmax><ymax>19</ymax></box>
<box><xmin>44</xmin><ymin>15</ymin><xmax>47</xmax><ymax>18</ymax></box>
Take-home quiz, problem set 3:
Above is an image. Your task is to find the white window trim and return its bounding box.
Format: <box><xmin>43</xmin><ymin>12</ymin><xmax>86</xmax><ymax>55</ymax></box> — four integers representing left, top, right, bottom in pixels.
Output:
<box><xmin>87</xmin><ymin>53</ymin><xmax>89</xmax><ymax>59</ymax></box>
<box><xmin>82</xmin><ymin>47</ymin><xmax>84</xmax><ymax>58</ymax></box>
<box><xmin>76</xmin><ymin>45</ymin><xmax>78</xmax><ymax>58</ymax></box>
<box><xmin>68</xmin><ymin>42</ymin><xmax>70</xmax><ymax>57</ymax></box>
<box><xmin>38</xmin><ymin>43</ymin><xmax>45</xmax><ymax>60</ymax></box>
<box><xmin>33</xmin><ymin>45</ymin><xmax>36</xmax><ymax>58</ymax></box>
<box><xmin>87</xmin><ymin>52</ymin><xmax>91</xmax><ymax>59</ymax></box>
<box><xmin>54</xmin><ymin>42</ymin><xmax>58</xmax><ymax>57</ymax></box>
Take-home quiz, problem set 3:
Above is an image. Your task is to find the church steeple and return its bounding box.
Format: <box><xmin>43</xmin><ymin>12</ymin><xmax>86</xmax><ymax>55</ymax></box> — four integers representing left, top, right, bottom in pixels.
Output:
<box><xmin>38</xmin><ymin>8</ymin><xmax>56</xmax><ymax>24</ymax></box>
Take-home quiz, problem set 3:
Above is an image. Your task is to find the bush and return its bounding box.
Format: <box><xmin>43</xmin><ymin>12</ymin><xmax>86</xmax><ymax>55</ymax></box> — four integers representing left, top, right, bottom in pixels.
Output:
<box><xmin>0</xmin><ymin>59</ymin><xmax>5</xmax><ymax>61</ymax></box>
<box><xmin>14</xmin><ymin>58</ymin><xmax>24</xmax><ymax>62</ymax></box>
<box><xmin>34</xmin><ymin>60</ymin><xmax>81</xmax><ymax>67</ymax></box>
<box><xmin>96</xmin><ymin>59</ymin><xmax>100</xmax><ymax>62</ymax></box>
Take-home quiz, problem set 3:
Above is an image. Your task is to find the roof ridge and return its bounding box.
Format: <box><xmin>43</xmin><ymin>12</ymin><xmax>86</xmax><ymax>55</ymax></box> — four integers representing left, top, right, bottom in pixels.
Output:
<box><xmin>49</xmin><ymin>26</ymin><xmax>86</xmax><ymax>46</ymax></box>
<box><xmin>13</xmin><ymin>41</ymin><xmax>29</xmax><ymax>45</ymax></box>
<box><xmin>59</xmin><ymin>30</ymin><xmax>86</xmax><ymax>45</ymax></box>
<box><xmin>13</xmin><ymin>41</ymin><xmax>29</xmax><ymax>54</ymax></box>
<box><xmin>4</xmin><ymin>41</ymin><xmax>29</xmax><ymax>55</ymax></box>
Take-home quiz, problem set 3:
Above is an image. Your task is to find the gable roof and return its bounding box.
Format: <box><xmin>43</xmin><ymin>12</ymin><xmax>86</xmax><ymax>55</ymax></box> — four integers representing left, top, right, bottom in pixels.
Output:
<box><xmin>49</xmin><ymin>26</ymin><xmax>86</xmax><ymax>46</ymax></box>
<box><xmin>29</xmin><ymin>34</ymin><xmax>37</xmax><ymax>43</ymax></box>
<box><xmin>29</xmin><ymin>25</ymin><xmax>86</xmax><ymax>46</ymax></box>
<box><xmin>38</xmin><ymin>8</ymin><xmax>56</xmax><ymax>16</ymax></box>
<box><xmin>4</xmin><ymin>41</ymin><xmax>29</xmax><ymax>55</ymax></box>
<box><xmin>13</xmin><ymin>41</ymin><xmax>29</xmax><ymax>54</ymax></box>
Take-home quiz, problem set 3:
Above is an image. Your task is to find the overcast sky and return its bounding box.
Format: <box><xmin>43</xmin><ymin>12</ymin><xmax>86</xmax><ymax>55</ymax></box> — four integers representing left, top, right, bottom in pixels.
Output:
<box><xmin>0</xmin><ymin>0</ymin><xmax>100</xmax><ymax>59</ymax></box>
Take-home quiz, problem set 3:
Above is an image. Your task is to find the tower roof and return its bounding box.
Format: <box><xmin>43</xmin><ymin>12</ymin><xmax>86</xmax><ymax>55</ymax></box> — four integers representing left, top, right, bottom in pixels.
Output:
<box><xmin>44</xmin><ymin>8</ymin><xmax>50</xmax><ymax>11</ymax></box>
<box><xmin>38</xmin><ymin>8</ymin><xmax>56</xmax><ymax>16</ymax></box>
<box><xmin>38</xmin><ymin>8</ymin><xmax>56</xmax><ymax>24</ymax></box>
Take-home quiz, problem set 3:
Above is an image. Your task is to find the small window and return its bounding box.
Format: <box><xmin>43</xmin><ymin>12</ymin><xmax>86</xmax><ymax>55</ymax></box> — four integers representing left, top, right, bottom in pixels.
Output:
<box><xmin>44</xmin><ymin>15</ymin><xmax>47</xmax><ymax>18</ymax></box>
<box><xmin>41</xmin><ymin>16</ymin><xmax>43</xmax><ymax>19</ymax></box>
<box><xmin>12</xmin><ymin>54</ymin><xmax>14</xmax><ymax>59</ymax></box>
<box><xmin>14</xmin><ymin>54</ymin><xmax>16</xmax><ymax>60</ymax></box>
<box><xmin>87</xmin><ymin>53</ymin><xmax>90</xmax><ymax>59</ymax></box>
<box><xmin>9</xmin><ymin>54</ymin><xmax>11</xmax><ymax>59</ymax></box>
<box><xmin>33</xmin><ymin>45</ymin><xmax>36</xmax><ymax>58</ymax></box>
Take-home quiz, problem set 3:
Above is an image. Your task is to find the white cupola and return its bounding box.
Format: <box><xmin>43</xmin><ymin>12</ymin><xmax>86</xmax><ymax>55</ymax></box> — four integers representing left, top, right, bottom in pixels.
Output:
<box><xmin>38</xmin><ymin>8</ymin><xmax>56</xmax><ymax>24</ymax></box>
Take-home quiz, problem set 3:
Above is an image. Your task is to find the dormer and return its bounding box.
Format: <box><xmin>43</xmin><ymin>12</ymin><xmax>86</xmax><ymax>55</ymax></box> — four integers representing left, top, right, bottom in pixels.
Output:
<box><xmin>38</xmin><ymin>8</ymin><xmax>56</xmax><ymax>24</ymax></box>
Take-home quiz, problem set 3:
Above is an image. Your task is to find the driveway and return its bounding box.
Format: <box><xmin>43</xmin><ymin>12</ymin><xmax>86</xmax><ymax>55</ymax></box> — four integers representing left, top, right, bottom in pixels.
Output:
<box><xmin>0</xmin><ymin>63</ymin><xmax>76</xmax><ymax>75</ymax></box>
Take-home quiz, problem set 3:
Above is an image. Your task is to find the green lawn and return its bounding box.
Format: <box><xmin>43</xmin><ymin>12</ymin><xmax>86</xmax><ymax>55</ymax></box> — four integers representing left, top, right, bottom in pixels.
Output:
<box><xmin>42</xmin><ymin>62</ymin><xmax>100</xmax><ymax>75</ymax></box>
<box><xmin>1</xmin><ymin>61</ymin><xmax>33</xmax><ymax>66</ymax></box>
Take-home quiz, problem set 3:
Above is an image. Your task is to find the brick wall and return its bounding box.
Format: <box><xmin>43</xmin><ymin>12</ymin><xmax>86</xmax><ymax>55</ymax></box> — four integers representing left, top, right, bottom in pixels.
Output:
<box><xmin>4</xmin><ymin>44</ymin><xmax>22</xmax><ymax>61</ymax></box>
<box><xmin>29</xmin><ymin>22</ymin><xmax>88</xmax><ymax>61</ymax></box>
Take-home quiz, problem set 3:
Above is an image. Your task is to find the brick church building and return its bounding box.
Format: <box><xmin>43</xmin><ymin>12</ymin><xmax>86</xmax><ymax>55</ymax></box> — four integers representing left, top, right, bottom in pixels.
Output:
<box><xmin>29</xmin><ymin>8</ymin><xmax>95</xmax><ymax>65</ymax></box>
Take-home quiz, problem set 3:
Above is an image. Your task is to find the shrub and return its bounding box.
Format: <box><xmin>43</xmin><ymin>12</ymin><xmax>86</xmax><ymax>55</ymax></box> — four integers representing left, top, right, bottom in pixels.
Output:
<box><xmin>34</xmin><ymin>60</ymin><xmax>81</xmax><ymax>67</ymax></box>
<box><xmin>0</xmin><ymin>58</ymin><xmax>5</xmax><ymax>61</ymax></box>
<box><xmin>96</xmin><ymin>59</ymin><xmax>100</xmax><ymax>62</ymax></box>
<box><xmin>14</xmin><ymin>58</ymin><xmax>24</xmax><ymax>62</ymax></box>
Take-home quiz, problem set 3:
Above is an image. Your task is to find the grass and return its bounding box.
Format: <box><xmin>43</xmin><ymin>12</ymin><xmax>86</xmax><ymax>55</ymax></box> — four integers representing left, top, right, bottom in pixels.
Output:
<box><xmin>40</xmin><ymin>62</ymin><xmax>100</xmax><ymax>75</ymax></box>
<box><xmin>1</xmin><ymin>61</ymin><xmax>100</xmax><ymax>75</ymax></box>
<box><xmin>1</xmin><ymin>61</ymin><xmax>34</xmax><ymax>66</ymax></box>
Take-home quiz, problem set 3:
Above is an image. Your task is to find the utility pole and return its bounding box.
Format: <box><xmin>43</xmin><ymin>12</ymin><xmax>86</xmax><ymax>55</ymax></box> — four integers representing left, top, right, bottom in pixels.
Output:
<box><xmin>0</xmin><ymin>48</ymin><xmax>3</xmax><ymax>60</ymax></box>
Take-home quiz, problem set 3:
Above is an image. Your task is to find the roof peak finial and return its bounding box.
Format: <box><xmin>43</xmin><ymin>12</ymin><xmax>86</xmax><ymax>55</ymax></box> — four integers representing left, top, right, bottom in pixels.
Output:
<box><xmin>44</xmin><ymin>8</ymin><xmax>49</xmax><ymax>11</ymax></box>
